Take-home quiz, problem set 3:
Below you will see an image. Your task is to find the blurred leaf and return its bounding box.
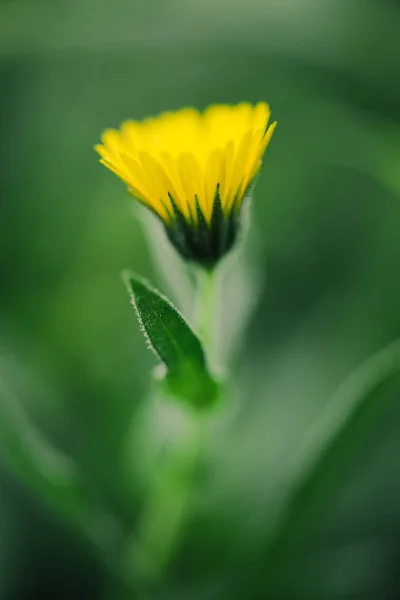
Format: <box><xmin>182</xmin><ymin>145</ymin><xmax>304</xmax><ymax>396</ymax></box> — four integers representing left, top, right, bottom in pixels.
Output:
<box><xmin>0</xmin><ymin>375</ymin><xmax>130</xmax><ymax>585</ymax></box>
<box><xmin>259</xmin><ymin>339</ymin><xmax>400</xmax><ymax>593</ymax></box>
<box><xmin>0</xmin><ymin>375</ymin><xmax>84</xmax><ymax>519</ymax></box>
<box><xmin>124</xmin><ymin>271</ymin><xmax>219</xmax><ymax>409</ymax></box>
<box><xmin>216</xmin><ymin>215</ymin><xmax>264</xmax><ymax>366</ymax></box>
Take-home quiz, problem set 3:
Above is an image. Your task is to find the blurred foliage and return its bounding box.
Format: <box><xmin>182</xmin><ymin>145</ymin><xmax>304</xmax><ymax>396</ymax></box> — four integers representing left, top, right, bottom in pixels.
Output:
<box><xmin>1</xmin><ymin>0</ymin><xmax>400</xmax><ymax>598</ymax></box>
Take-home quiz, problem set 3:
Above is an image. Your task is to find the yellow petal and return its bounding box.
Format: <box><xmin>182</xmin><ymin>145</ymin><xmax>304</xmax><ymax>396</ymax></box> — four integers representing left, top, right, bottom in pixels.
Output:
<box><xmin>95</xmin><ymin>103</ymin><xmax>276</xmax><ymax>226</ymax></box>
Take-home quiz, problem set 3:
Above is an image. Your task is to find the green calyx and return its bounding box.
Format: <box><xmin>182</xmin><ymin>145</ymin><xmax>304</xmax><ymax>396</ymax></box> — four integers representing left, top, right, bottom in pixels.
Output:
<box><xmin>163</xmin><ymin>185</ymin><xmax>244</xmax><ymax>269</ymax></box>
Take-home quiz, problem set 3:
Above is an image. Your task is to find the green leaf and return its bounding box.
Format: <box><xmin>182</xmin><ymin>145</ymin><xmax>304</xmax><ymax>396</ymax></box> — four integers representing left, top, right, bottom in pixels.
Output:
<box><xmin>124</xmin><ymin>271</ymin><xmax>219</xmax><ymax>409</ymax></box>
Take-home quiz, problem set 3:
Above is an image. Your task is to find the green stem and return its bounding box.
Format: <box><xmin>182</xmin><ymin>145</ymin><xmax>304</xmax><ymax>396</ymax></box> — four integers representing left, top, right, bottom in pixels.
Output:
<box><xmin>128</xmin><ymin>408</ymin><xmax>204</xmax><ymax>592</ymax></box>
<box><xmin>195</xmin><ymin>267</ymin><xmax>216</xmax><ymax>357</ymax></box>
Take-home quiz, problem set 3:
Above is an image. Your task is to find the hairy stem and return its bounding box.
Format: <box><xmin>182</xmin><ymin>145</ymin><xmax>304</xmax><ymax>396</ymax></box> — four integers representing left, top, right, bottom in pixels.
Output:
<box><xmin>195</xmin><ymin>267</ymin><xmax>216</xmax><ymax>359</ymax></box>
<box><xmin>127</xmin><ymin>403</ymin><xmax>205</xmax><ymax>597</ymax></box>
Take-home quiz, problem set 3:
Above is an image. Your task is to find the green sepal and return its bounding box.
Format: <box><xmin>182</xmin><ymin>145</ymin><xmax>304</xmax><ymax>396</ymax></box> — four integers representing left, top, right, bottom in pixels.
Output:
<box><xmin>163</xmin><ymin>185</ymin><xmax>241</xmax><ymax>269</ymax></box>
<box><xmin>124</xmin><ymin>272</ymin><xmax>219</xmax><ymax>409</ymax></box>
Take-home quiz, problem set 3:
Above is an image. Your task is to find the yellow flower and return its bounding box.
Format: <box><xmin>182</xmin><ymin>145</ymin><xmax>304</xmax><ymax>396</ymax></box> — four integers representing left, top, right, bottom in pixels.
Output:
<box><xmin>95</xmin><ymin>102</ymin><xmax>276</xmax><ymax>266</ymax></box>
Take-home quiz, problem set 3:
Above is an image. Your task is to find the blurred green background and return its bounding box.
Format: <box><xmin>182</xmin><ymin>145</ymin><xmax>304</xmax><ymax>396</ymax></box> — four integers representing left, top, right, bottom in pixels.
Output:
<box><xmin>2</xmin><ymin>0</ymin><xmax>400</xmax><ymax>598</ymax></box>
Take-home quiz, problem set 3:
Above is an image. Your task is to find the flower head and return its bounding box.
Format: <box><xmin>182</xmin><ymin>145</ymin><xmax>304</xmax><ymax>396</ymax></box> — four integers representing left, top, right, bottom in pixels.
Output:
<box><xmin>95</xmin><ymin>102</ymin><xmax>276</xmax><ymax>267</ymax></box>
